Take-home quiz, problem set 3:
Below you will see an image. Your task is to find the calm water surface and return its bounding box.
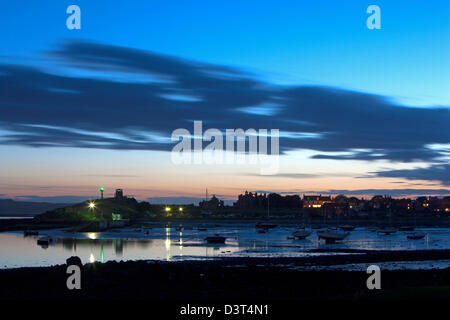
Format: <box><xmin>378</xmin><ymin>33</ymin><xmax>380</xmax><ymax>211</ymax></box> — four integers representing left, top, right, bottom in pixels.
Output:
<box><xmin>1</xmin><ymin>223</ymin><xmax>450</xmax><ymax>269</ymax></box>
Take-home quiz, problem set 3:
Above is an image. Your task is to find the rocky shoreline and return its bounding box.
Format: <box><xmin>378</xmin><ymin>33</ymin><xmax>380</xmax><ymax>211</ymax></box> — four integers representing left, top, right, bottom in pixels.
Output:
<box><xmin>1</xmin><ymin>250</ymin><xmax>450</xmax><ymax>300</ymax></box>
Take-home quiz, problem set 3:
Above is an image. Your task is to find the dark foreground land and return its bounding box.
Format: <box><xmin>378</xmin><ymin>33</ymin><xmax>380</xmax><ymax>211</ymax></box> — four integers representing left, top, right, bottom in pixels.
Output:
<box><xmin>1</xmin><ymin>250</ymin><xmax>450</xmax><ymax>301</ymax></box>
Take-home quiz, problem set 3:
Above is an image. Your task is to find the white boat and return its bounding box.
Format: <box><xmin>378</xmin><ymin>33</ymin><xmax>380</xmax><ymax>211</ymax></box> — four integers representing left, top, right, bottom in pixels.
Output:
<box><xmin>292</xmin><ymin>230</ymin><xmax>312</xmax><ymax>239</ymax></box>
<box><xmin>317</xmin><ymin>230</ymin><xmax>349</xmax><ymax>243</ymax></box>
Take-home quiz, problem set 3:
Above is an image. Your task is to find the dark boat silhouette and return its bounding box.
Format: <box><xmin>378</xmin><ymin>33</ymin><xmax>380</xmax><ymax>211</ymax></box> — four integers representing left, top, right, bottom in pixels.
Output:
<box><xmin>377</xmin><ymin>227</ymin><xmax>397</xmax><ymax>235</ymax></box>
<box><xmin>255</xmin><ymin>222</ymin><xmax>277</xmax><ymax>229</ymax></box>
<box><xmin>317</xmin><ymin>230</ymin><xmax>349</xmax><ymax>243</ymax></box>
<box><xmin>205</xmin><ymin>234</ymin><xmax>226</xmax><ymax>243</ymax></box>
<box><xmin>399</xmin><ymin>226</ymin><xmax>415</xmax><ymax>231</ymax></box>
<box><xmin>292</xmin><ymin>230</ymin><xmax>311</xmax><ymax>239</ymax></box>
<box><xmin>407</xmin><ymin>232</ymin><xmax>425</xmax><ymax>240</ymax></box>
<box><xmin>37</xmin><ymin>235</ymin><xmax>53</xmax><ymax>245</ymax></box>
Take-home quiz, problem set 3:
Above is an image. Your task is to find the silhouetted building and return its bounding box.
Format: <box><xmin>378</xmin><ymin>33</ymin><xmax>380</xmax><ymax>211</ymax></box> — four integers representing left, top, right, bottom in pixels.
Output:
<box><xmin>199</xmin><ymin>194</ymin><xmax>224</xmax><ymax>210</ymax></box>
<box><xmin>115</xmin><ymin>189</ymin><xmax>124</xmax><ymax>199</ymax></box>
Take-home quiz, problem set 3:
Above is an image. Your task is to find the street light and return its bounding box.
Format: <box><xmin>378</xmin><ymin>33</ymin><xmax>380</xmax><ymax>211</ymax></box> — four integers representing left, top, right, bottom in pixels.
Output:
<box><xmin>179</xmin><ymin>207</ymin><xmax>183</xmax><ymax>212</ymax></box>
<box><xmin>165</xmin><ymin>207</ymin><xmax>171</xmax><ymax>212</ymax></box>
<box><xmin>88</xmin><ymin>201</ymin><xmax>96</xmax><ymax>210</ymax></box>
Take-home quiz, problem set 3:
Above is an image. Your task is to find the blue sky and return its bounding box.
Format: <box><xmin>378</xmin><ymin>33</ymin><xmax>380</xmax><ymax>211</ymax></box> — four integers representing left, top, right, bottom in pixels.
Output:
<box><xmin>0</xmin><ymin>0</ymin><xmax>449</xmax><ymax>202</ymax></box>
<box><xmin>2</xmin><ymin>0</ymin><xmax>449</xmax><ymax>106</ymax></box>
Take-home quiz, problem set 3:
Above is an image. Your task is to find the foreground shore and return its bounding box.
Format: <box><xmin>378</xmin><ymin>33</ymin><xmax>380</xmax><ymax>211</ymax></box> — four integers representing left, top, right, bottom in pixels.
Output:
<box><xmin>1</xmin><ymin>250</ymin><xmax>450</xmax><ymax>300</ymax></box>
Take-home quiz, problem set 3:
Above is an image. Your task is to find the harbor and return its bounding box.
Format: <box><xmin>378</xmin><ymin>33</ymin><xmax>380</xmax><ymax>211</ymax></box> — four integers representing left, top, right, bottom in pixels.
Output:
<box><xmin>2</xmin><ymin>222</ymin><xmax>450</xmax><ymax>269</ymax></box>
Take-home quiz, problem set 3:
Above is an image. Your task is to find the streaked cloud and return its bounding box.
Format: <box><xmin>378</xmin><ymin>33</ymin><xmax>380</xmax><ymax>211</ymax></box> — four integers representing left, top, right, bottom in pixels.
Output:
<box><xmin>0</xmin><ymin>40</ymin><xmax>448</xmax><ymax>185</ymax></box>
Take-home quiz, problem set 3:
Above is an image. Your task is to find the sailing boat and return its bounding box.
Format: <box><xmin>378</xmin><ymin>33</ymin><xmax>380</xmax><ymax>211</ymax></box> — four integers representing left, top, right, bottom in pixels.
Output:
<box><xmin>378</xmin><ymin>211</ymin><xmax>397</xmax><ymax>235</ymax></box>
<box><xmin>317</xmin><ymin>210</ymin><xmax>349</xmax><ymax>243</ymax></box>
<box><xmin>317</xmin><ymin>229</ymin><xmax>349</xmax><ymax>243</ymax></box>
<box><xmin>406</xmin><ymin>232</ymin><xmax>425</xmax><ymax>240</ymax></box>
<box><xmin>406</xmin><ymin>212</ymin><xmax>425</xmax><ymax>240</ymax></box>
<box><xmin>255</xmin><ymin>195</ymin><xmax>277</xmax><ymax>231</ymax></box>
<box><xmin>292</xmin><ymin>229</ymin><xmax>312</xmax><ymax>239</ymax></box>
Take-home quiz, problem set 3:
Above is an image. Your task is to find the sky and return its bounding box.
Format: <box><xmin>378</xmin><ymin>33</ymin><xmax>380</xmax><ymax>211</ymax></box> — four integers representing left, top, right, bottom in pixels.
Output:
<box><xmin>0</xmin><ymin>0</ymin><xmax>449</xmax><ymax>203</ymax></box>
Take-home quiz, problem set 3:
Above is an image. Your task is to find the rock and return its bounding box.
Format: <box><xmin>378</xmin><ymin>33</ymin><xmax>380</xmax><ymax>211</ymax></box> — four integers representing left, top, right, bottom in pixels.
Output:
<box><xmin>66</xmin><ymin>256</ymin><xmax>83</xmax><ymax>267</ymax></box>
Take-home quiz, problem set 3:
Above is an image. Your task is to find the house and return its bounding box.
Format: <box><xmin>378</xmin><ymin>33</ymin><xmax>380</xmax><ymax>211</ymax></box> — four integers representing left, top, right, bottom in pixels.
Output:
<box><xmin>303</xmin><ymin>195</ymin><xmax>333</xmax><ymax>208</ymax></box>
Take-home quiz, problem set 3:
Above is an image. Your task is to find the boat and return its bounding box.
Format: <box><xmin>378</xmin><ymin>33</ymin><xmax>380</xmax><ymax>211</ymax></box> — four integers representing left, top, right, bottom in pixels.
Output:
<box><xmin>255</xmin><ymin>222</ymin><xmax>277</xmax><ymax>229</ymax></box>
<box><xmin>37</xmin><ymin>236</ymin><xmax>53</xmax><ymax>245</ymax></box>
<box><xmin>407</xmin><ymin>232</ymin><xmax>425</xmax><ymax>240</ymax></box>
<box><xmin>340</xmin><ymin>225</ymin><xmax>355</xmax><ymax>231</ymax></box>
<box><xmin>317</xmin><ymin>230</ymin><xmax>349</xmax><ymax>243</ymax></box>
<box><xmin>399</xmin><ymin>226</ymin><xmax>415</xmax><ymax>231</ymax></box>
<box><xmin>311</xmin><ymin>225</ymin><xmax>322</xmax><ymax>230</ymax></box>
<box><xmin>24</xmin><ymin>230</ymin><xmax>39</xmax><ymax>236</ymax></box>
<box><xmin>377</xmin><ymin>227</ymin><xmax>397</xmax><ymax>235</ymax></box>
<box><xmin>205</xmin><ymin>234</ymin><xmax>226</xmax><ymax>244</ymax></box>
<box><xmin>366</xmin><ymin>227</ymin><xmax>378</xmax><ymax>232</ymax></box>
<box><xmin>143</xmin><ymin>230</ymin><xmax>149</xmax><ymax>235</ymax></box>
<box><xmin>292</xmin><ymin>230</ymin><xmax>312</xmax><ymax>239</ymax></box>
<box><xmin>257</xmin><ymin>228</ymin><xmax>267</xmax><ymax>234</ymax></box>
<box><xmin>198</xmin><ymin>226</ymin><xmax>208</xmax><ymax>231</ymax></box>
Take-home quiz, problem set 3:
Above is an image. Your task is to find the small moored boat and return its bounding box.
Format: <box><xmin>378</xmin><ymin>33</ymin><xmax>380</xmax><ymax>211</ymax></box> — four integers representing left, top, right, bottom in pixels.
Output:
<box><xmin>407</xmin><ymin>232</ymin><xmax>425</xmax><ymax>240</ymax></box>
<box><xmin>37</xmin><ymin>236</ymin><xmax>53</xmax><ymax>245</ymax></box>
<box><xmin>317</xmin><ymin>230</ymin><xmax>349</xmax><ymax>243</ymax></box>
<box><xmin>255</xmin><ymin>222</ymin><xmax>277</xmax><ymax>229</ymax></box>
<box><xmin>205</xmin><ymin>234</ymin><xmax>226</xmax><ymax>244</ymax></box>
<box><xmin>340</xmin><ymin>225</ymin><xmax>355</xmax><ymax>231</ymax></box>
<box><xmin>399</xmin><ymin>226</ymin><xmax>415</xmax><ymax>231</ymax></box>
<box><xmin>292</xmin><ymin>230</ymin><xmax>312</xmax><ymax>239</ymax></box>
<box><xmin>377</xmin><ymin>227</ymin><xmax>397</xmax><ymax>235</ymax></box>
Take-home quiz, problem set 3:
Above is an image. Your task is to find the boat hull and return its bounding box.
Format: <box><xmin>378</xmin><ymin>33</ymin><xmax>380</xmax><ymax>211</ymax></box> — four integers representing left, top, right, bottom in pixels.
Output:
<box><xmin>317</xmin><ymin>231</ymin><xmax>349</xmax><ymax>243</ymax></box>
<box><xmin>205</xmin><ymin>236</ymin><xmax>226</xmax><ymax>244</ymax></box>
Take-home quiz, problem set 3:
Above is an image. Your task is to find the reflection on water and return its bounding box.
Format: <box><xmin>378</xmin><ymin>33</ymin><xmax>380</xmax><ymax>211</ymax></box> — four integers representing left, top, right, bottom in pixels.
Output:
<box><xmin>165</xmin><ymin>227</ymin><xmax>171</xmax><ymax>261</ymax></box>
<box><xmin>1</xmin><ymin>224</ymin><xmax>450</xmax><ymax>269</ymax></box>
